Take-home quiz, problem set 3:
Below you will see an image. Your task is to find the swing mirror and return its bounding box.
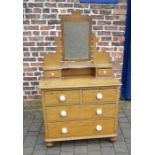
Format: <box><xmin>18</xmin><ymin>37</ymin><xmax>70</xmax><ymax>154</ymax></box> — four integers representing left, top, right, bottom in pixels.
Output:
<box><xmin>61</xmin><ymin>11</ymin><xmax>92</xmax><ymax>61</ymax></box>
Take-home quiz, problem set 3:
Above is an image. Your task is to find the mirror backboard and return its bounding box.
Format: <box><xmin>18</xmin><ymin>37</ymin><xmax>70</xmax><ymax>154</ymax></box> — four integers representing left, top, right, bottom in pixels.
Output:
<box><xmin>61</xmin><ymin>11</ymin><xmax>92</xmax><ymax>61</ymax></box>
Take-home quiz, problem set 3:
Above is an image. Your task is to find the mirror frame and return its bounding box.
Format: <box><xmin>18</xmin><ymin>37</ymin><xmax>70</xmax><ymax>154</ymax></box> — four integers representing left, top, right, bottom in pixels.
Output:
<box><xmin>61</xmin><ymin>11</ymin><xmax>92</xmax><ymax>61</ymax></box>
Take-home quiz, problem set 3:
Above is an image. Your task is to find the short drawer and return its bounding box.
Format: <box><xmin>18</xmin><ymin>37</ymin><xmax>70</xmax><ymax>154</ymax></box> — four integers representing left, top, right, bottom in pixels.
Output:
<box><xmin>43</xmin><ymin>70</ymin><xmax>61</xmax><ymax>78</ymax></box>
<box><xmin>96</xmin><ymin>68</ymin><xmax>113</xmax><ymax>77</ymax></box>
<box><xmin>43</xmin><ymin>90</ymin><xmax>80</xmax><ymax>106</ymax></box>
<box><xmin>47</xmin><ymin>119</ymin><xmax>115</xmax><ymax>138</ymax></box>
<box><xmin>45</xmin><ymin>104</ymin><xmax>116</xmax><ymax>122</ymax></box>
<box><xmin>83</xmin><ymin>88</ymin><xmax>117</xmax><ymax>104</ymax></box>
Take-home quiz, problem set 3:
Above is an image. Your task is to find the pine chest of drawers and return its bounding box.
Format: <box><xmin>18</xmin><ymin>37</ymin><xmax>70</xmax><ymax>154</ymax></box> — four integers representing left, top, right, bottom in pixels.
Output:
<box><xmin>39</xmin><ymin>11</ymin><xmax>120</xmax><ymax>147</ymax></box>
<box><xmin>39</xmin><ymin>77</ymin><xmax>120</xmax><ymax>147</ymax></box>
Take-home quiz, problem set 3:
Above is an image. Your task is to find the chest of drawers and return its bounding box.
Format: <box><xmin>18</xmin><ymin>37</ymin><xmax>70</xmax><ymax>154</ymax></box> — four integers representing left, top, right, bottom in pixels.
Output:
<box><xmin>39</xmin><ymin>11</ymin><xmax>120</xmax><ymax>147</ymax></box>
<box><xmin>39</xmin><ymin>77</ymin><xmax>120</xmax><ymax>147</ymax></box>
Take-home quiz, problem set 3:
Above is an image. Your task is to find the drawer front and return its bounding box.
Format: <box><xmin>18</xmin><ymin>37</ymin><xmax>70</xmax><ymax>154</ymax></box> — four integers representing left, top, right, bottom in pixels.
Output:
<box><xmin>44</xmin><ymin>90</ymin><xmax>80</xmax><ymax>106</ymax></box>
<box><xmin>46</xmin><ymin>104</ymin><xmax>116</xmax><ymax>122</ymax></box>
<box><xmin>43</xmin><ymin>70</ymin><xmax>61</xmax><ymax>78</ymax></box>
<box><xmin>47</xmin><ymin>119</ymin><xmax>115</xmax><ymax>138</ymax></box>
<box><xmin>83</xmin><ymin>88</ymin><xmax>117</xmax><ymax>104</ymax></box>
<box><xmin>96</xmin><ymin>68</ymin><xmax>113</xmax><ymax>77</ymax></box>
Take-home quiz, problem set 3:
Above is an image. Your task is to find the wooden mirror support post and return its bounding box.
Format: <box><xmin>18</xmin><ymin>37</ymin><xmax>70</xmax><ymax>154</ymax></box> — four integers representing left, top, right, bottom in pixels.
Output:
<box><xmin>39</xmin><ymin>11</ymin><xmax>121</xmax><ymax>147</ymax></box>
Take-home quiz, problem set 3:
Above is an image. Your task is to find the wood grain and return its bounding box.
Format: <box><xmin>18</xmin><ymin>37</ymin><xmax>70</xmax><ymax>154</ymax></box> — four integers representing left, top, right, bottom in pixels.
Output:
<box><xmin>83</xmin><ymin>88</ymin><xmax>117</xmax><ymax>104</ymax></box>
<box><xmin>47</xmin><ymin>119</ymin><xmax>115</xmax><ymax>138</ymax></box>
<box><xmin>39</xmin><ymin>76</ymin><xmax>120</xmax><ymax>89</ymax></box>
<box><xmin>44</xmin><ymin>90</ymin><xmax>80</xmax><ymax>106</ymax></box>
<box><xmin>45</xmin><ymin>104</ymin><xmax>116</xmax><ymax>122</ymax></box>
<box><xmin>96</xmin><ymin>68</ymin><xmax>113</xmax><ymax>77</ymax></box>
<box><xmin>43</xmin><ymin>70</ymin><xmax>61</xmax><ymax>78</ymax></box>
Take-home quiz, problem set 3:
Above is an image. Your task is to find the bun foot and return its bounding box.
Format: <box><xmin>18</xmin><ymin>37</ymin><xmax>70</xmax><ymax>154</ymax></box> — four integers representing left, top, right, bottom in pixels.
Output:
<box><xmin>108</xmin><ymin>137</ymin><xmax>116</xmax><ymax>143</ymax></box>
<box><xmin>46</xmin><ymin>142</ymin><xmax>54</xmax><ymax>147</ymax></box>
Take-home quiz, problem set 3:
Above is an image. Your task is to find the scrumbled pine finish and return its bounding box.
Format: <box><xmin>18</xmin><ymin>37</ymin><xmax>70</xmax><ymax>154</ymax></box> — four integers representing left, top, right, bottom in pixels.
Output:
<box><xmin>39</xmin><ymin>11</ymin><xmax>120</xmax><ymax>147</ymax></box>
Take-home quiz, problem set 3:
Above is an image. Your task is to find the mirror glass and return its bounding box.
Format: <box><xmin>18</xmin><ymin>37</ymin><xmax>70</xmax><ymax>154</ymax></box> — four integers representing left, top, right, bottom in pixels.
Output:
<box><xmin>64</xmin><ymin>21</ymin><xmax>89</xmax><ymax>60</ymax></box>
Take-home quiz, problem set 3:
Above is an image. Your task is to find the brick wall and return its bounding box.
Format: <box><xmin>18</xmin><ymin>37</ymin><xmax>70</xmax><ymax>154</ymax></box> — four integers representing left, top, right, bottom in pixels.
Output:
<box><xmin>23</xmin><ymin>0</ymin><xmax>127</xmax><ymax>101</ymax></box>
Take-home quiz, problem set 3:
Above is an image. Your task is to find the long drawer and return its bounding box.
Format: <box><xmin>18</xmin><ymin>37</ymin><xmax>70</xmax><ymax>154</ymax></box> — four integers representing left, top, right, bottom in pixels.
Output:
<box><xmin>83</xmin><ymin>88</ymin><xmax>117</xmax><ymax>104</ymax></box>
<box><xmin>45</xmin><ymin>104</ymin><xmax>116</xmax><ymax>122</ymax></box>
<box><xmin>44</xmin><ymin>90</ymin><xmax>80</xmax><ymax>106</ymax></box>
<box><xmin>47</xmin><ymin>119</ymin><xmax>115</xmax><ymax>138</ymax></box>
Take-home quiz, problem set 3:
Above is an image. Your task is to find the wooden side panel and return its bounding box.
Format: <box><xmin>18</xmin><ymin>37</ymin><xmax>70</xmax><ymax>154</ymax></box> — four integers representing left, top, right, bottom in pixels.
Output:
<box><xmin>92</xmin><ymin>34</ymin><xmax>111</xmax><ymax>65</ymax></box>
<box><xmin>47</xmin><ymin>119</ymin><xmax>115</xmax><ymax>138</ymax></box>
<box><xmin>43</xmin><ymin>37</ymin><xmax>62</xmax><ymax>69</ymax></box>
<box><xmin>45</xmin><ymin>104</ymin><xmax>116</xmax><ymax>122</ymax></box>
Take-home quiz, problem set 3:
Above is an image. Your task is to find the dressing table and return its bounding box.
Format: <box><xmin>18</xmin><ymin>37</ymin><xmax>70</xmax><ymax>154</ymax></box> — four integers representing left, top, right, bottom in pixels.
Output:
<box><xmin>39</xmin><ymin>11</ymin><xmax>120</xmax><ymax>147</ymax></box>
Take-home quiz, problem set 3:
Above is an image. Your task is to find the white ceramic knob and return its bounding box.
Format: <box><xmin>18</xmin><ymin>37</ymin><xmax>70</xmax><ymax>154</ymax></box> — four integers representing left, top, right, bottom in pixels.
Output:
<box><xmin>60</xmin><ymin>110</ymin><xmax>67</xmax><ymax>117</ymax></box>
<box><xmin>61</xmin><ymin>127</ymin><xmax>68</xmax><ymax>134</ymax></box>
<box><xmin>96</xmin><ymin>125</ymin><xmax>102</xmax><ymax>131</ymax></box>
<box><xmin>103</xmin><ymin>70</ymin><xmax>107</xmax><ymax>74</ymax></box>
<box><xmin>51</xmin><ymin>72</ymin><xmax>55</xmax><ymax>76</ymax></box>
<box><xmin>96</xmin><ymin>109</ymin><xmax>103</xmax><ymax>115</ymax></box>
<box><xmin>59</xmin><ymin>95</ymin><xmax>66</xmax><ymax>102</ymax></box>
<box><xmin>96</xmin><ymin>93</ymin><xmax>103</xmax><ymax>100</ymax></box>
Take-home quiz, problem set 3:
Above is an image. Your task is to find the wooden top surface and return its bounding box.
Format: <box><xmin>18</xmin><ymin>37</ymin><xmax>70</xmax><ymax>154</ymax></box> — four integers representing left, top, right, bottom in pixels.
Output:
<box><xmin>39</xmin><ymin>76</ymin><xmax>121</xmax><ymax>89</ymax></box>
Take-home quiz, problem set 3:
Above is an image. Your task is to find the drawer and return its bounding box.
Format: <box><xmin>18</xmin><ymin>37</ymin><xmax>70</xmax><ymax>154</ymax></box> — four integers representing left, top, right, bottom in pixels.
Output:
<box><xmin>83</xmin><ymin>88</ymin><xmax>117</xmax><ymax>104</ymax></box>
<box><xmin>44</xmin><ymin>90</ymin><xmax>80</xmax><ymax>106</ymax></box>
<box><xmin>43</xmin><ymin>70</ymin><xmax>61</xmax><ymax>78</ymax></box>
<box><xmin>46</xmin><ymin>104</ymin><xmax>116</xmax><ymax>122</ymax></box>
<box><xmin>96</xmin><ymin>68</ymin><xmax>113</xmax><ymax>77</ymax></box>
<box><xmin>47</xmin><ymin>119</ymin><xmax>115</xmax><ymax>138</ymax></box>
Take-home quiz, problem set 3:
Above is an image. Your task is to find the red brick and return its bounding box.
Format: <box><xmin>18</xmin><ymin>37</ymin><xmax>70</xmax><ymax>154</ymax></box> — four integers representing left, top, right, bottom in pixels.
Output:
<box><xmin>33</xmin><ymin>31</ymin><xmax>40</xmax><ymax>36</ymax></box>
<box><xmin>23</xmin><ymin>31</ymin><xmax>31</xmax><ymax>36</ymax></box>
<box><xmin>41</xmin><ymin>31</ymin><xmax>49</xmax><ymax>35</ymax></box>
<box><xmin>97</xmin><ymin>31</ymin><xmax>111</xmax><ymax>36</ymax></box>
<box><xmin>23</xmin><ymin>52</ymin><xmax>30</xmax><ymax>57</ymax></box>
<box><xmin>105</xmin><ymin>15</ymin><xmax>120</xmax><ymax>20</ymax></box>
<box><xmin>40</xmin><ymin>26</ymin><xmax>49</xmax><ymax>30</ymax></box>
<box><xmin>25</xmin><ymin>14</ymin><xmax>40</xmax><ymax>19</ymax></box>
<box><xmin>93</xmin><ymin>26</ymin><xmax>103</xmax><ymax>30</ymax></box>
<box><xmin>113</xmin><ymin>10</ymin><xmax>127</xmax><ymax>15</ymax></box>
<box><xmin>119</xmin><ymin>26</ymin><xmax>126</xmax><ymax>31</ymax></box>
<box><xmin>42</xmin><ymin>14</ymin><xmax>57</xmax><ymax>19</ymax></box>
<box><xmin>23</xmin><ymin>87</ymin><xmax>35</xmax><ymax>90</ymax></box>
<box><xmin>45</xmin><ymin>3</ymin><xmax>57</xmax><ymax>7</ymax></box>
<box><xmin>23</xmin><ymin>47</ymin><xmax>29</xmax><ymax>51</ymax></box>
<box><xmin>24</xmin><ymin>26</ymin><xmax>39</xmax><ymax>30</ymax></box>
<box><xmin>33</xmin><ymin>8</ymin><xmax>42</xmax><ymax>13</ymax></box>
<box><xmin>28</xmin><ymin>3</ymin><xmax>43</xmax><ymax>8</ymax></box>
<box><xmin>59</xmin><ymin>9</ymin><xmax>67</xmax><ymax>14</ymax></box>
<box><xmin>30</xmin><ymin>63</ymin><xmax>41</xmax><ymax>67</ymax></box>
<box><xmin>98</xmin><ymin>42</ymin><xmax>109</xmax><ymax>46</ymax></box>
<box><xmin>30</xmin><ymin>47</ymin><xmax>44</xmax><ymax>51</ymax></box>
<box><xmin>25</xmin><ymin>72</ymin><xmax>34</xmax><ymax>76</ymax></box>
<box><xmin>104</xmin><ymin>26</ymin><xmax>118</xmax><ymax>30</ymax></box>
<box><xmin>37</xmin><ymin>42</ymin><xmax>51</xmax><ymax>46</ymax></box>
<box><xmin>113</xmin><ymin>36</ymin><xmax>125</xmax><ymax>42</ymax></box>
<box><xmin>29</xmin><ymin>37</ymin><xmax>43</xmax><ymax>41</ymax></box>
<box><xmin>31</xmin><ymin>20</ymin><xmax>46</xmax><ymax>25</ymax></box>
<box><xmin>23</xmin><ymin>42</ymin><xmax>35</xmax><ymax>46</ymax></box>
